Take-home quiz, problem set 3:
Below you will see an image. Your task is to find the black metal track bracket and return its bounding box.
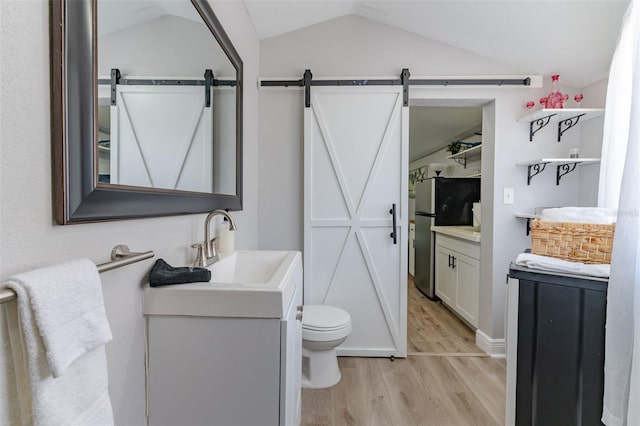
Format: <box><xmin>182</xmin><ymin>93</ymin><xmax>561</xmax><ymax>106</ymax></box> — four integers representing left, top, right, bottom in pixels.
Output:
<box><xmin>529</xmin><ymin>114</ymin><xmax>556</xmax><ymax>142</ymax></box>
<box><xmin>556</xmin><ymin>162</ymin><xmax>579</xmax><ymax>185</ymax></box>
<box><xmin>401</xmin><ymin>68</ymin><xmax>410</xmax><ymax>107</ymax></box>
<box><xmin>557</xmin><ymin>114</ymin><xmax>586</xmax><ymax>142</ymax></box>
<box><xmin>526</xmin><ymin>162</ymin><xmax>549</xmax><ymax>185</ymax></box>
<box><xmin>303</xmin><ymin>69</ymin><xmax>313</xmax><ymax>108</ymax></box>
<box><xmin>110</xmin><ymin>68</ymin><xmax>121</xmax><ymax>106</ymax></box>
<box><xmin>204</xmin><ymin>69</ymin><xmax>214</xmax><ymax>107</ymax></box>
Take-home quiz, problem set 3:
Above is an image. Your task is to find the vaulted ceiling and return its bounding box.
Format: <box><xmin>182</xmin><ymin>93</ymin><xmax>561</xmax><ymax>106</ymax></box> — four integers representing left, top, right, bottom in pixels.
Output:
<box><xmin>244</xmin><ymin>0</ymin><xmax>629</xmax><ymax>89</ymax></box>
<box><xmin>245</xmin><ymin>1</ymin><xmax>628</xmax><ymax>160</ymax></box>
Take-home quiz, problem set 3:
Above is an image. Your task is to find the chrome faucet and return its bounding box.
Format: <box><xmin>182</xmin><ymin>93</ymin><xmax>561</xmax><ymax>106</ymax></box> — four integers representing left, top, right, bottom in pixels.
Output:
<box><xmin>192</xmin><ymin>210</ymin><xmax>238</xmax><ymax>267</ymax></box>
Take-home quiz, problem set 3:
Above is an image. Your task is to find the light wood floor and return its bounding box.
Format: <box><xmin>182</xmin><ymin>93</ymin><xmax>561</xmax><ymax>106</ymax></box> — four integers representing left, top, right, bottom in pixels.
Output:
<box><xmin>407</xmin><ymin>279</ymin><xmax>484</xmax><ymax>355</ymax></box>
<box><xmin>301</xmin><ymin>278</ymin><xmax>506</xmax><ymax>425</ymax></box>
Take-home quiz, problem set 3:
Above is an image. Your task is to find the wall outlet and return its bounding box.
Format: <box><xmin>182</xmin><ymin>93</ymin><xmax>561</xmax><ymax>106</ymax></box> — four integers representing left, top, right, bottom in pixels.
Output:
<box><xmin>504</xmin><ymin>188</ymin><xmax>514</xmax><ymax>204</ymax></box>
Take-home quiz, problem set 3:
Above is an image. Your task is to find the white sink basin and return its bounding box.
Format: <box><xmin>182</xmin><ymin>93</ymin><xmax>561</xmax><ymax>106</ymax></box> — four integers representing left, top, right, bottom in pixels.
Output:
<box><xmin>144</xmin><ymin>250</ymin><xmax>302</xmax><ymax>318</ymax></box>
<box><xmin>209</xmin><ymin>250</ymin><xmax>290</xmax><ymax>285</ymax></box>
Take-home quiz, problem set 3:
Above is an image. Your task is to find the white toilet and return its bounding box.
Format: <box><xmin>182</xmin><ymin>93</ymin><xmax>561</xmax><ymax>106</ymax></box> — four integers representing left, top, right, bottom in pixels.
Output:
<box><xmin>301</xmin><ymin>305</ymin><xmax>352</xmax><ymax>389</ymax></box>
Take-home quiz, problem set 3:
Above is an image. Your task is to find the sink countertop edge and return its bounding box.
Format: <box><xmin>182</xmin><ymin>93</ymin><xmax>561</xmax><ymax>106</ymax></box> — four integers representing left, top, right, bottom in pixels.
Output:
<box><xmin>143</xmin><ymin>250</ymin><xmax>303</xmax><ymax>319</ymax></box>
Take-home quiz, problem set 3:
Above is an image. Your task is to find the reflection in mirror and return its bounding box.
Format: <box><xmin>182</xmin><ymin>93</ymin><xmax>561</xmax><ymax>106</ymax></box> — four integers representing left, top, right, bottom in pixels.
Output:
<box><xmin>96</xmin><ymin>0</ymin><xmax>236</xmax><ymax>195</ymax></box>
<box><xmin>51</xmin><ymin>0</ymin><xmax>243</xmax><ymax>224</ymax></box>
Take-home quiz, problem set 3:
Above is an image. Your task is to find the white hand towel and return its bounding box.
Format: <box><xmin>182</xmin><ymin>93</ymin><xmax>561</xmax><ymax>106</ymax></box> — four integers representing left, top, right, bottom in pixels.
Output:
<box><xmin>541</xmin><ymin>207</ymin><xmax>617</xmax><ymax>224</ymax></box>
<box><xmin>515</xmin><ymin>252</ymin><xmax>610</xmax><ymax>278</ymax></box>
<box><xmin>1</xmin><ymin>259</ymin><xmax>114</xmax><ymax>426</ymax></box>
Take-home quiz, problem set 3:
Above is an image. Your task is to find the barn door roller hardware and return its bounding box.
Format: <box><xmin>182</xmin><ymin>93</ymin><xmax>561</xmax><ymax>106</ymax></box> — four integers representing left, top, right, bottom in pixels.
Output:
<box><xmin>100</xmin><ymin>68</ymin><xmax>237</xmax><ymax>107</ymax></box>
<box><xmin>260</xmin><ymin>69</ymin><xmax>531</xmax><ymax>107</ymax></box>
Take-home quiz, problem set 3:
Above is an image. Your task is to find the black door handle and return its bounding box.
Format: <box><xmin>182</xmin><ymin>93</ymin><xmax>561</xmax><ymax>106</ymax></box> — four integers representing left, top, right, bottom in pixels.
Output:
<box><xmin>389</xmin><ymin>204</ymin><xmax>397</xmax><ymax>244</ymax></box>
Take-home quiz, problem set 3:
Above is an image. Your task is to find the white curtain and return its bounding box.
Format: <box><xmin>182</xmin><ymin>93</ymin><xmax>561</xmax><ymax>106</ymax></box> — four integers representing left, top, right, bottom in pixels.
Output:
<box><xmin>600</xmin><ymin>0</ymin><xmax>640</xmax><ymax>424</ymax></box>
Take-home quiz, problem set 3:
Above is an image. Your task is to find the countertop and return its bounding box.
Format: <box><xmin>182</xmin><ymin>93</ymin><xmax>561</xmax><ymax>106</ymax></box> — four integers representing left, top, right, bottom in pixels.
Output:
<box><xmin>431</xmin><ymin>225</ymin><xmax>481</xmax><ymax>243</ymax></box>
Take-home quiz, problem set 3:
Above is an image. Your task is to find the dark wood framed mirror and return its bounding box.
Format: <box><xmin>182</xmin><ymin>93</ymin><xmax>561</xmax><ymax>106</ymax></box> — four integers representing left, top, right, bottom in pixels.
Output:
<box><xmin>51</xmin><ymin>0</ymin><xmax>243</xmax><ymax>224</ymax></box>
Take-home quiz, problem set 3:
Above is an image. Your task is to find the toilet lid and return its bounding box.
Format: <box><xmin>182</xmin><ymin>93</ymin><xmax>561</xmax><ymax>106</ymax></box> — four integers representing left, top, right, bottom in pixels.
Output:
<box><xmin>302</xmin><ymin>305</ymin><xmax>351</xmax><ymax>331</ymax></box>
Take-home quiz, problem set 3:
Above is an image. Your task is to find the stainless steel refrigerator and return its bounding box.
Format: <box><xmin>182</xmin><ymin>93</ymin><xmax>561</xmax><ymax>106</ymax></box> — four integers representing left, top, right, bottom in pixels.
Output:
<box><xmin>414</xmin><ymin>177</ymin><xmax>480</xmax><ymax>299</ymax></box>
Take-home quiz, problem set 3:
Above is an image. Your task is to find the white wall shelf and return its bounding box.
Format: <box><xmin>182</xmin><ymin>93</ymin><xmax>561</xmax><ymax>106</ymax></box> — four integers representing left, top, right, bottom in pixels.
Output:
<box><xmin>518</xmin><ymin>108</ymin><xmax>604</xmax><ymax>142</ymax></box>
<box><xmin>515</xmin><ymin>158</ymin><xmax>600</xmax><ymax>185</ymax></box>
<box><xmin>446</xmin><ymin>144</ymin><xmax>481</xmax><ymax>169</ymax></box>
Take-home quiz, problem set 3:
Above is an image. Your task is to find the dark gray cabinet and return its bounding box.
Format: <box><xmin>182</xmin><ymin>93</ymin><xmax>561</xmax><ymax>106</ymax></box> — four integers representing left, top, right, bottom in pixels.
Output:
<box><xmin>509</xmin><ymin>265</ymin><xmax>608</xmax><ymax>426</ymax></box>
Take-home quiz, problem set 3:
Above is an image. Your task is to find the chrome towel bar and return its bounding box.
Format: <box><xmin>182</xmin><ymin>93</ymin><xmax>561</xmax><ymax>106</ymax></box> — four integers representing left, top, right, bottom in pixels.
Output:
<box><xmin>0</xmin><ymin>244</ymin><xmax>154</xmax><ymax>305</ymax></box>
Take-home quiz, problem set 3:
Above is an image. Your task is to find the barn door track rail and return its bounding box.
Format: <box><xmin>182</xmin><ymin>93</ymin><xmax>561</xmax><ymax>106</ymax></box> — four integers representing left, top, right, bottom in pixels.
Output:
<box><xmin>99</xmin><ymin>68</ymin><xmax>236</xmax><ymax>107</ymax></box>
<box><xmin>260</xmin><ymin>69</ymin><xmax>531</xmax><ymax>107</ymax></box>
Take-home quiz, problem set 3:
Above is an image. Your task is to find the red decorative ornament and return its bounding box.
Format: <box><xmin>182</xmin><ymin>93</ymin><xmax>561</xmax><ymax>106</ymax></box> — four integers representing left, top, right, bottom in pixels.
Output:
<box><xmin>546</xmin><ymin>74</ymin><xmax>569</xmax><ymax>109</ymax></box>
<box><xmin>574</xmin><ymin>93</ymin><xmax>584</xmax><ymax>107</ymax></box>
<box><xmin>526</xmin><ymin>101</ymin><xmax>535</xmax><ymax>109</ymax></box>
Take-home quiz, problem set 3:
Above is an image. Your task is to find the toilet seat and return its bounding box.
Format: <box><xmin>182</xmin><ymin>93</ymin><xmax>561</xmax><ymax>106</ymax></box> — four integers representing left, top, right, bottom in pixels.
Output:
<box><xmin>302</xmin><ymin>305</ymin><xmax>351</xmax><ymax>330</ymax></box>
<box><xmin>302</xmin><ymin>305</ymin><xmax>352</xmax><ymax>342</ymax></box>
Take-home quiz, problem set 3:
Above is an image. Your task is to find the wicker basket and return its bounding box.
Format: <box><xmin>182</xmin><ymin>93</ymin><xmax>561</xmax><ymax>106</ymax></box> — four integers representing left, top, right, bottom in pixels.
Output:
<box><xmin>531</xmin><ymin>219</ymin><xmax>616</xmax><ymax>264</ymax></box>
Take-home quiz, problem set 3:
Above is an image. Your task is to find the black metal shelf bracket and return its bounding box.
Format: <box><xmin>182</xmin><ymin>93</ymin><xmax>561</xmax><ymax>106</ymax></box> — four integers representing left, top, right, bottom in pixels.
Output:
<box><xmin>526</xmin><ymin>162</ymin><xmax>549</xmax><ymax>185</ymax></box>
<box><xmin>529</xmin><ymin>114</ymin><xmax>556</xmax><ymax>142</ymax></box>
<box><xmin>557</xmin><ymin>114</ymin><xmax>586</xmax><ymax>142</ymax></box>
<box><xmin>556</xmin><ymin>162</ymin><xmax>579</xmax><ymax>185</ymax></box>
<box><xmin>452</xmin><ymin>157</ymin><xmax>467</xmax><ymax>168</ymax></box>
<box><xmin>526</xmin><ymin>218</ymin><xmax>532</xmax><ymax>236</ymax></box>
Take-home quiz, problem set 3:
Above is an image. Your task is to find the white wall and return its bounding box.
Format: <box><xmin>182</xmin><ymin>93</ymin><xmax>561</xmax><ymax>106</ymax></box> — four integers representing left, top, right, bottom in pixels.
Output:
<box><xmin>257</xmin><ymin>15</ymin><xmax>606</xmax><ymax>341</ymax></box>
<box><xmin>0</xmin><ymin>1</ymin><xmax>259</xmax><ymax>424</ymax></box>
<box><xmin>98</xmin><ymin>14</ymin><xmax>235</xmax><ymax>78</ymax></box>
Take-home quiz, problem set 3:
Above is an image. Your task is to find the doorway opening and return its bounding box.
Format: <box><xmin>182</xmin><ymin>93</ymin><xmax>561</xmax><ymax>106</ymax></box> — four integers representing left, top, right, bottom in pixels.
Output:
<box><xmin>408</xmin><ymin>105</ymin><xmax>485</xmax><ymax>356</ymax></box>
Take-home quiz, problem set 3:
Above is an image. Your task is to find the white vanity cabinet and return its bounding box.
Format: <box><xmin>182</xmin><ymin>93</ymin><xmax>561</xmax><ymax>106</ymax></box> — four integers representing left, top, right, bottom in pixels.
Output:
<box><xmin>434</xmin><ymin>232</ymin><xmax>480</xmax><ymax>327</ymax></box>
<box><xmin>144</xmin><ymin>251</ymin><xmax>303</xmax><ymax>426</ymax></box>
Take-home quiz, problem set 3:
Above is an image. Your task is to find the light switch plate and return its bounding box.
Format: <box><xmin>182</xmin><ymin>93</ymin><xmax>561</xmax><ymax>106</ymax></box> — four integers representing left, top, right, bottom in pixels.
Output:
<box><xmin>504</xmin><ymin>188</ymin><xmax>514</xmax><ymax>204</ymax></box>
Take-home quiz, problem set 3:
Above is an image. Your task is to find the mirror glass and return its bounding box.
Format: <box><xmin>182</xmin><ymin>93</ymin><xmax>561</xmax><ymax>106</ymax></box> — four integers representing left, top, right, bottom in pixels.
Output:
<box><xmin>51</xmin><ymin>0</ymin><xmax>243</xmax><ymax>224</ymax></box>
<box><xmin>96</xmin><ymin>0</ymin><xmax>236</xmax><ymax>194</ymax></box>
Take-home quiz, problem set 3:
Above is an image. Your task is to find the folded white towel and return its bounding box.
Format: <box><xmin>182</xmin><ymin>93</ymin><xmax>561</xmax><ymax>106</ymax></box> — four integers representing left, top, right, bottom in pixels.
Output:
<box><xmin>541</xmin><ymin>207</ymin><xmax>617</xmax><ymax>224</ymax></box>
<box><xmin>1</xmin><ymin>259</ymin><xmax>114</xmax><ymax>426</ymax></box>
<box><xmin>515</xmin><ymin>252</ymin><xmax>610</xmax><ymax>278</ymax></box>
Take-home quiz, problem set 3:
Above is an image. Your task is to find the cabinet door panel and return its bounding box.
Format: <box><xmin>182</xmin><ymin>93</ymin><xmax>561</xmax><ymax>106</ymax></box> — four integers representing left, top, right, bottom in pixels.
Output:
<box><xmin>455</xmin><ymin>253</ymin><xmax>480</xmax><ymax>327</ymax></box>
<box><xmin>281</xmin><ymin>284</ymin><xmax>303</xmax><ymax>426</ymax></box>
<box><xmin>435</xmin><ymin>245</ymin><xmax>455</xmax><ymax>305</ymax></box>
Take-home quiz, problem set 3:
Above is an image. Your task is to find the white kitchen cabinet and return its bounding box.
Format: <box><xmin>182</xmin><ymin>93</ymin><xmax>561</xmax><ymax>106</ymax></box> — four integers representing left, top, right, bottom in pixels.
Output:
<box><xmin>434</xmin><ymin>244</ymin><xmax>455</xmax><ymax>305</ymax></box>
<box><xmin>454</xmin><ymin>252</ymin><xmax>480</xmax><ymax>325</ymax></box>
<box><xmin>434</xmin><ymin>233</ymin><xmax>480</xmax><ymax>328</ymax></box>
<box><xmin>146</xmin><ymin>279</ymin><xmax>303</xmax><ymax>426</ymax></box>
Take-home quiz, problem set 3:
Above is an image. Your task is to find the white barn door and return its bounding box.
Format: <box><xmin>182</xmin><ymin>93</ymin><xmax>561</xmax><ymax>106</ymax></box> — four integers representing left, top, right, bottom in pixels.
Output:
<box><xmin>304</xmin><ymin>86</ymin><xmax>408</xmax><ymax>357</ymax></box>
<box><xmin>110</xmin><ymin>85</ymin><xmax>213</xmax><ymax>193</ymax></box>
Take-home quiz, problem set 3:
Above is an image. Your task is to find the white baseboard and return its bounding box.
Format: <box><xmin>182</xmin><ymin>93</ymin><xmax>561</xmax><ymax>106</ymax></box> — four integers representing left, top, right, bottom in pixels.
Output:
<box><xmin>476</xmin><ymin>329</ymin><xmax>506</xmax><ymax>358</ymax></box>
